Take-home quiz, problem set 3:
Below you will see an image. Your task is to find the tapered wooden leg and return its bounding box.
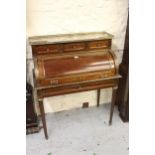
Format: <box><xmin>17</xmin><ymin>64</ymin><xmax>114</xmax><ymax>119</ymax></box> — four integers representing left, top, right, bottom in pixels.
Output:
<box><xmin>97</xmin><ymin>89</ymin><xmax>100</xmax><ymax>107</ymax></box>
<box><xmin>39</xmin><ymin>100</ymin><xmax>48</xmax><ymax>139</ymax></box>
<box><xmin>109</xmin><ymin>87</ymin><xmax>117</xmax><ymax>125</ymax></box>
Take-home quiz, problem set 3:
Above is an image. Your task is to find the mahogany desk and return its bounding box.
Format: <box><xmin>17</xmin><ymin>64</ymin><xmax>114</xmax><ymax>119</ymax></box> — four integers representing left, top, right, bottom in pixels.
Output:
<box><xmin>29</xmin><ymin>32</ymin><xmax>121</xmax><ymax>139</ymax></box>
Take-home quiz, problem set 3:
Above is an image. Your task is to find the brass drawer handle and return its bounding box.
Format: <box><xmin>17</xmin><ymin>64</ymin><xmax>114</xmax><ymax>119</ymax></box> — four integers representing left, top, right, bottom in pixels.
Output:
<box><xmin>64</xmin><ymin>43</ymin><xmax>85</xmax><ymax>51</ymax></box>
<box><xmin>77</xmin><ymin>85</ymin><xmax>82</xmax><ymax>89</ymax></box>
<box><xmin>50</xmin><ymin>79</ymin><xmax>58</xmax><ymax>85</ymax></box>
<box><xmin>96</xmin><ymin>43</ymin><xmax>102</xmax><ymax>46</ymax></box>
<box><xmin>79</xmin><ymin>77</ymin><xmax>83</xmax><ymax>80</ymax></box>
<box><xmin>96</xmin><ymin>43</ymin><xmax>107</xmax><ymax>47</ymax></box>
<box><xmin>37</xmin><ymin>51</ymin><xmax>47</xmax><ymax>54</ymax></box>
<box><xmin>71</xmin><ymin>45</ymin><xmax>77</xmax><ymax>48</ymax></box>
<box><xmin>102</xmin><ymin>45</ymin><xmax>108</xmax><ymax>48</ymax></box>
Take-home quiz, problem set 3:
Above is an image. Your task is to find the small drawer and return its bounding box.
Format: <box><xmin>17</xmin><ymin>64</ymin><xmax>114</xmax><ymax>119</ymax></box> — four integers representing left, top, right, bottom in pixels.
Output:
<box><xmin>63</xmin><ymin>42</ymin><xmax>85</xmax><ymax>52</ymax></box>
<box><xmin>88</xmin><ymin>40</ymin><xmax>111</xmax><ymax>49</ymax></box>
<box><xmin>32</xmin><ymin>44</ymin><xmax>60</xmax><ymax>55</ymax></box>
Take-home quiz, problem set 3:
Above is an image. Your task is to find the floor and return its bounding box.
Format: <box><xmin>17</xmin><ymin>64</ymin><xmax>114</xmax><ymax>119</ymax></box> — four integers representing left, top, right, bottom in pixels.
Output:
<box><xmin>26</xmin><ymin>104</ymin><xmax>129</xmax><ymax>155</ymax></box>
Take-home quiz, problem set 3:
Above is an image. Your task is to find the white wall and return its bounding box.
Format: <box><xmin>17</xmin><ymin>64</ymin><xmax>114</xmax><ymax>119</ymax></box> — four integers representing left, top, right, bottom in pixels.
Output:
<box><xmin>26</xmin><ymin>0</ymin><xmax>128</xmax><ymax>114</ymax></box>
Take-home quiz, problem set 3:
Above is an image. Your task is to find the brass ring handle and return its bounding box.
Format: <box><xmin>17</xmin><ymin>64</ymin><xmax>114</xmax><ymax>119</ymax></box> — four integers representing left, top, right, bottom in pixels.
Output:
<box><xmin>50</xmin><ymin>79</ymin><xmax>59</xmax><ymax>85</ymax></box>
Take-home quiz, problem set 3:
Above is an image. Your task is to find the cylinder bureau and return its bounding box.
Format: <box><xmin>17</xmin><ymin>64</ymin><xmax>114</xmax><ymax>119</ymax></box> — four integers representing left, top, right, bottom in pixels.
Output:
<box><xmin>29</xmin><ymin>32</ymin><xmax>121</xmax><ymax>139</ymax></box>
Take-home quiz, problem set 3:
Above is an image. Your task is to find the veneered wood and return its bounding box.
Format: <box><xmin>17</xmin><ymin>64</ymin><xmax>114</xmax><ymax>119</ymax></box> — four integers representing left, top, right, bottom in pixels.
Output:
<box><xmin>29</xmin><ymin>31</ymin><xmax>121</xmax><ymax>139</ymax></box>
<box><xmin>37</xmin><ymin>78</ymin><xmax>119</xmax><ymax>99</ymax></box>
<box><xmin>88</xmin><ymin>40</ymin><xmax>111</xmax><ymax>50</ymax></box>
<box><xmin>34</xmin><ymin>50</ymin><xmax>116</xmax><ymax>87</ymax></box>
<box><xmin>38</xmin><ymin>100</ymin><xmax>48</xmax><ymax>139</ymax></box>
<box><xmin>32</xmin><ymin>44</ymin><xmax>61</xmax><ymax>55</ymax></box>
<box><xmin>32</xmin><ymin>40</ymin><xmax>111</xmax><ymax>56</ymax></box>
<box><xmin>37</xmin><ymin>70</ymin><xmax>114</xmax><ymax>87</ymax></box>
<box><xmin>109</xmin><ymin>87</ymin><xmax>118</xmax><ymax>125</ymax></box>
<box><xmin>63</xmin><ymin>42</ymin><xmax>85</xmax><ymax>52</ymax></box>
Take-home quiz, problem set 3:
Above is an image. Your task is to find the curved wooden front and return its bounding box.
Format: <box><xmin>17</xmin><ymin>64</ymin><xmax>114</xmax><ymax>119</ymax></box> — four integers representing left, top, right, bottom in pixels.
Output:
<box><xmin>35</xmin><ymin>50</ymin><xmax>116</xmax><ymax>87</ymax></box>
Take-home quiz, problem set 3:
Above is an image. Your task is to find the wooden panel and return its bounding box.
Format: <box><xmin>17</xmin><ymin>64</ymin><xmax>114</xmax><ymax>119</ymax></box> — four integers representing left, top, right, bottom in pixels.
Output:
<box><xmin>32</xmin><ymin>39</ymin><xmax>112</xmax><ymax>56</ymax></box>
<box><xmin>37</xmin><ymin>79</ymin><xmax>118</xmax><ymax>99</ymax></box>
<box><xmin>63</xmin><ymin>42</ymin><xmax>85</xmax><ymax>52</ymax></box>
<box><xmin>32</xmin><ymin>44</ymin><xmax>61</xmax><ymax>55</ymax></box>
<box><xmin>44</xmin><ymin>54</ymin><xmax>112</xmax><ymax>78</ymax></box>
<box><xmin>88</xmin><ymin>40</ymin><xmax>111</xmax><ymax>50</ymax></box>
<box><xmin>37</xmin><ymin>70</ymin><xmax>115</xmax><ymax>87</ymax></box>
<box><xmin>34</xmin><ymin>50</ymin><xmax>116</xmax><ymax>87</ymax></box>
<box><xmin>29</xmin><ymin>32</ymin><xmax>120</xmax><ymax>139</ymax></box>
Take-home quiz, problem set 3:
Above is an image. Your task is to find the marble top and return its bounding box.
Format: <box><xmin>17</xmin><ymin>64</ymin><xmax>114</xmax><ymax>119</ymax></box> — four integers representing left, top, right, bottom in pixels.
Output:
<box><xmin>29</xmin><ymin>31</ymin><xmax>113</xmax><ymax>45</ymax></box>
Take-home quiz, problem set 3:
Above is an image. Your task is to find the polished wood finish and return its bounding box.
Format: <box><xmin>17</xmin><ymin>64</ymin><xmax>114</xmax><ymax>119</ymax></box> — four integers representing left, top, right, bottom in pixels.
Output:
<box><xmin>29</xmin><ymin>32</ymin><xmax>121</xmax><ymax>139</ymax></box>
<box><xmin>30</xmin><ymin>32</ymin><xmax>112</xmax><ymax>56</ymax></box>
<box><xmin>63</xmin><ymin>42</ymin><xmax>85</xmax><ymax>52</ymax></box>
<box><xmin>38</xmin><ymin>100</ymin><xmax>48</xmax><ymax>139</ymax></box>
<box><xmin>88</xmin><ymin>40</ymin><xmax>111</xmax><ymax>50</ymax></box>
<box><xmin>32</xmin><ymin>40</ymin><xmax>111</xmax><ymax>56</ymax></box>
<box><xmin>109</xmin><ymin>87</ymin><xmax>118</xmax><ymax>125</ymax></box>
<box><xmin>97</xmin><ymin>89</ymin><xmax>101</xmax><ymax>107</ymax></box>
<box><xmin>36</xmin><ymin>76</ymin><xmax>120</xmax><ymax>99</ymax></box>
<box><xmin>34</xmin><ymin>50</ymin><xmax>116</xmax><ymax>87</ymax></box>
<box><xmin>32</xmin><ymin>44</ymin><xmax>61</xmax><ymax>55</ymax></box>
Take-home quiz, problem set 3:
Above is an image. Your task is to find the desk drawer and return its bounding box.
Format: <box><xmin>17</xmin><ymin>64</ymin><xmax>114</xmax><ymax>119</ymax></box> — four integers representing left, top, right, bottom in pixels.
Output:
<box><xmin>88</xmin><ymin>40</ymin><xmax>111</xmax><ymax>50</ymax></box>
<box><xmin>37</xmin><ymin>79</ymin><xmax>118</xmax><ymax>98</ymax></box>
<box><xmin>63</xmin><ymin>42</ymin><xmax>85</xmax><ymax>52</ymax></box>
<box><xmin>32</xmin><ymin>44</ymin><xmax>60</xmax><ymax>55</ymax></box>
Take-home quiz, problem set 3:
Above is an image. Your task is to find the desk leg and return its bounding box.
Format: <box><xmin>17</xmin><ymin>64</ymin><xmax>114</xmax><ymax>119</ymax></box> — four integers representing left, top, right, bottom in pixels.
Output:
<box><xmin>39</xmin><ymin>100</ymin><xmax>48</xmax><ymax>139</ymax></box>
<box><xmin>97</xmin><ymin>89</ymin><xmax>100</xmax><ymax>107</ymax></box>
<box><xmin>109</xmin><ymin>87</ymin><xmax>117</xmax><ymax>125</ymax></box>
